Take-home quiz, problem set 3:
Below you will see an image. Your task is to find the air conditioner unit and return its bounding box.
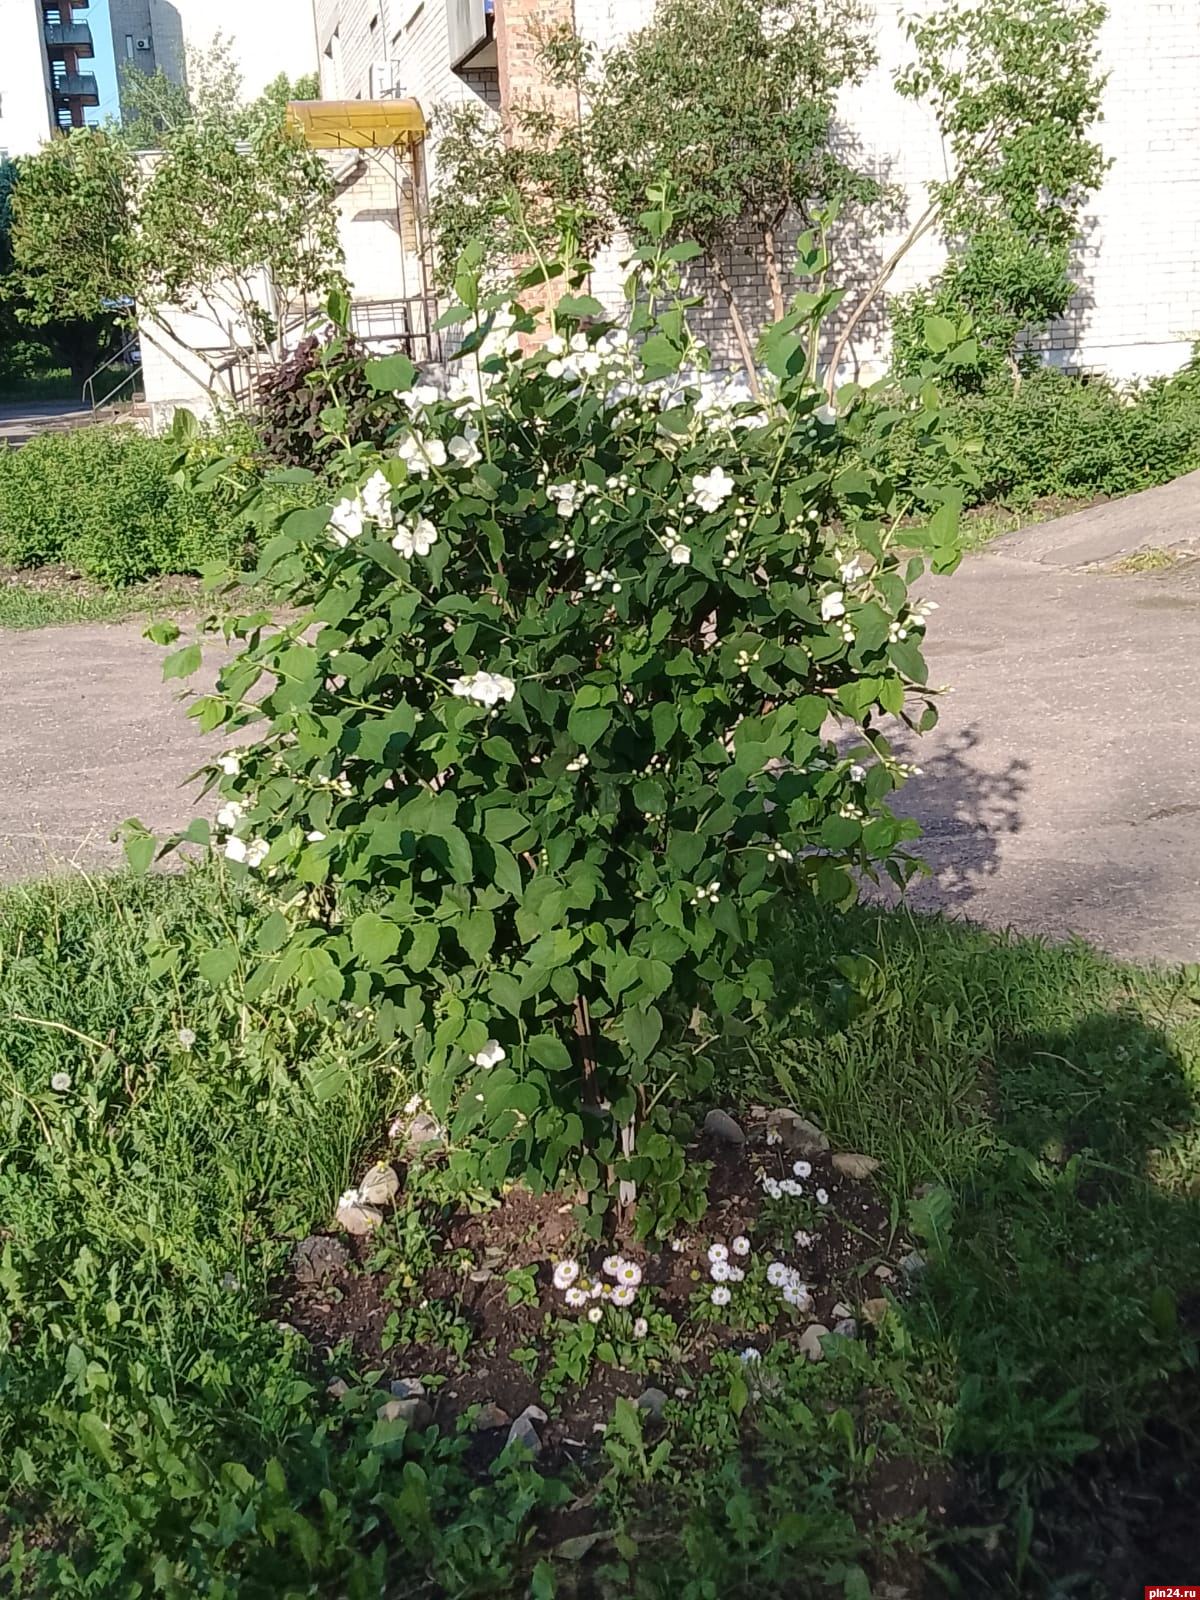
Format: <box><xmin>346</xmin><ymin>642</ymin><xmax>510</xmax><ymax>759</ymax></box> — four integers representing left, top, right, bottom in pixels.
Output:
<box><xmin>368</xmin><ymin>59</ymin><xmax>403</xmax><ymax>98</ymax></box>
<box><xmin>135</xmin><ymin>38</ymin><xmax>151</xmax><ymax>50</ymax></box>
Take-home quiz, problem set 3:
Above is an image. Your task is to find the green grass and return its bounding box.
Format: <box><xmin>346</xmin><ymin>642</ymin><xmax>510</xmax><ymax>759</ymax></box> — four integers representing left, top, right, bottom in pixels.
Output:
<box><xmin>2</xmin><ymin>872</ymin><xmax>1198</xmax><ymax>1595</ymax></box>
<box><xmin>1111</xmin><ymin>546</ymin><xmax>1182</xmax><ymax>574</ymax></box>
<box><xmin>0</xmin><ymin>577</ymin><xmax>212</xmax><ymax>631</ymax></box>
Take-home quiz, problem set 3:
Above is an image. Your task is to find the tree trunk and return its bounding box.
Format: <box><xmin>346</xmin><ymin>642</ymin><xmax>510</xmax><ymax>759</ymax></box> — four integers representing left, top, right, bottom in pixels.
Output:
<box><xmin>762</xmin><ymin>224</ymin><xmax>785</xmax><ymax>324</ymax></box>
<box><xmin>709</xmin><ymin>252</ymin><xmax>761</xmax><ymax>398</ymax></box>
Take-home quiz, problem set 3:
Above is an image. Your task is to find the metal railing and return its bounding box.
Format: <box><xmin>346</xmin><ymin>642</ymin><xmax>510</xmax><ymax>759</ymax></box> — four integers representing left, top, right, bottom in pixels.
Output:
<box><xmin>82</xmin><ymin>334</ymin><xmax>144</xmax><ymax>415</ymax></box>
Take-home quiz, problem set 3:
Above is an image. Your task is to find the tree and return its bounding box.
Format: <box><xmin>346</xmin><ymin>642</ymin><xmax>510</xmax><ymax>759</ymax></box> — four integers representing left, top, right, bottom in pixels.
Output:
<box><xmin>568</xmin><ymin>0</ymin><xmax>883</xmax><ymax>381</ymax></box>
<box><xmin>832</xmin><ymin>0</ymin><xmax>1109</xmax><ymax>391</ymax></box>
<box><xmin>2</xmin><ymin>136</ymin><xmax>132</xmax><ymax>388</ymax></box>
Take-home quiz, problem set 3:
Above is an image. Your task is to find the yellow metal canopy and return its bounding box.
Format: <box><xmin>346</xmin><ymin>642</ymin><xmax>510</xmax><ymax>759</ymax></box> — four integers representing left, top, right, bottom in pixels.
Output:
<box><xmin>286</xmin><ymin>99</ymin><xmax>427</xmax><ymax>150</ymax></box>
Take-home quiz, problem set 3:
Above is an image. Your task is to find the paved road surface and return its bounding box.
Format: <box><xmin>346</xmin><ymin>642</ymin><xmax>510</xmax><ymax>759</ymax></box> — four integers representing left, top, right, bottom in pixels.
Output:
<box><xmin>0</xmin><ymin>400</ymin><xmax>91</xmax><ymax>448</ymax></box>
<box><xmin>2</xmin><ymin>517</ymin><xmax>1199</xmax><ymax>964</ymax></box>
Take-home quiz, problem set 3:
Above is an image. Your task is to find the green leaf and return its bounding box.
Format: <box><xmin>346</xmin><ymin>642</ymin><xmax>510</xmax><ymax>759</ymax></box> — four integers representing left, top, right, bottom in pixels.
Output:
<box><xmin>162</xmin><ymin>644</ymin><xmax>201</xmax><ymax>681</ymax></box>
<box><xmin>555</xmin><ymin>293</ymin><xmax>606</xmax><ymax>320</ymax></box>
<box><xmin>625</xmin><ymin>1005</ymin><xmax>662</xmax><ymax>1061</ymax></box>
<box><xmin>366</xmin><ymin>353</ymin><xmax>416</xmax><ymax>392</ymax></box>
<box><xmin>351</xmin><ymin>912</ymin><xmax>403</xmax><ymax>966</ymax></box>
<box><xmin>198</xmin><ymin>944</ymin><xmax>240</xmax><ymax>986</ymax></box>
<box><xmin>528</xmin><ymin>1034</ymin><xmax>572</xmax><ymax>1072</ymax></box>
<box><xmin>458</xmin><ymin>909</ymin><xmax>496</xmax><ymax>964</ymax></box>
<box><xmin>924</xmin><ymin>313</ymin><xmax>956</xmax><ymax>353</ymax></box>
<box><xmin>144</xmin><ymin>620</ymin><xmax>180</xmax><ymax>646</ymax></box>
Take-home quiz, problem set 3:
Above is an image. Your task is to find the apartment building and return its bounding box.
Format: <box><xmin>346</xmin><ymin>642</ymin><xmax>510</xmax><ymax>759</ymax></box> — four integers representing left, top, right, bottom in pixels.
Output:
<box><xmin>309</xmin><ymin>0</ymin><xmax>1200</xmax><ymax>385</ymax></box>
<box><xmin>0</xmin><ymin>0</ymin><xmax>100</xmax><ymax>158</ymax></box>
<box><xmin>108</xmin><ymin>0</ymin><xmax>319</xmax><ymax>119</ymax></box>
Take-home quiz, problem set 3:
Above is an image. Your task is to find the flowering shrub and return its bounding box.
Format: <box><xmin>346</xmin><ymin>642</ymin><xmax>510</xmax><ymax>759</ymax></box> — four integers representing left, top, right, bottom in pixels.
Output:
<box><xmin>164</xmin><ymin>205</ymin><xmax>967</xmax><ymax>1232</ymax></box>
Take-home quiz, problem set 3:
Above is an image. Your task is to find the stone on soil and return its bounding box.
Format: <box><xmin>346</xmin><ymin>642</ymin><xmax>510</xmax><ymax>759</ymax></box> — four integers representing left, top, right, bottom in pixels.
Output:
<box><xmin>292</xmin><ymin>1234</ymin><xmax>350</xmax><ymax>1285</ymax></box>
<box><xmin>766</xmin><ymin>1108</ymin><xmax>830</xmax><ymax>1154</ymax></box>
<box><xmin>472</xmin><ymin>1402</ymin><xmax>511</xmax><ymax>1432</ymax></box>
<box><xmin>635</xmin><ymin>1387</ymin><xmax>669</xmax><ymax>1417</ymax></box>
<box><xmin>506</xmin><ymin>1404</ymin><xmax>548</xmax><ymax>1454</ymax></box>
<box><xmin>798</xmin><ymin>1323</ymin><xmax>831</xmax><ymax>1362</ymax></box>
<box><xmin>358</xmin><ymin>1161</ymin><xmax>401</xmax><ymax>1205</ymax></box>
<box><xmin>703</xmin><ymin>1108</ymin><xmax>746</xmax><ymax>1144</ymax></box>
<box><xmin>377</xmin><ymin>1396</ymin><xmax>433</xmax><ymax>1428</ymax></box>
<box><xmin>831</xmin><ymin>1152</ymin><xmax>880</xmax><ymax>1179</ymax></box>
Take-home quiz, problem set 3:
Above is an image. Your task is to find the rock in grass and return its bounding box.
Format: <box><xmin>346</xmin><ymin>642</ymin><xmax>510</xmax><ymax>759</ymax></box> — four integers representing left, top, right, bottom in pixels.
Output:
<box><xmin>389</xmin><ymin>1377</ymin><xmax>427</xmax><ymax>1400</ymax></box>
<box><xmin>399</xmin><ymin>1111</ymin><xmax>445</xmax><ymax>1156</ymax></box>
<box><xmin>831</xmin><ymin>1152</ymin><xmax>880</xmax><ymax>1180</ymax></box>
<box><xmin>377</xmin><ymin>1396</ymin><xmax>433</xmax><ymax>1428</ymax></box>
<box><xmin>798</xmin><ymin>1323</ymin><xmax>831</xmax><ymax>1363</ymax></box>
<box><xmin>335</xmin><ymin>1191</ymin><xmax>384</xmax><ymax>1235</ymax></box>
<box><xmin>326</xmin><ymin>1378</ymin><xmax>350</xmax><ymax>1400</ymax></box>
<box><xmin>862</xmin><ymin>1298</ymin><xmax>891</xmax><ymax>1327</ymax></box>
<box><xmin>472</xmin><ymin>1401</ymin><xmax>511</xmax><ymax>1432</ymax></box>
<box><xmin>293</xmin><ymin>1234</ymin><xmax>350</xmax><ymax>1285</ymax></box>
<box><xmin>635</xmin><ymin>1387</ymin><xmax>669</xmax><ymax>1417</ymax></box>
<box><xmin>832</xmin><ymin>1317</ymin><xmax>859</xmax><ymax>1339</ymax></box>
<box><xmin>766</xmin><ymin>1108</ymin><xmax>829</xmax><ymax>1155</ymax></box>
<box><xmin>358</xmin><ymin>1161</ymin><xmax>401</xmax><ymax>1205</ymax></box>
<box><xmin>506</xmin><ymin>1404</ymin><xmax>548</xmax><ymax>1454</ymax></box>
<box><xmin>703</xmin><ymin>1108</ymin><xmax>746</xmax><ymax>1145</ymax></box>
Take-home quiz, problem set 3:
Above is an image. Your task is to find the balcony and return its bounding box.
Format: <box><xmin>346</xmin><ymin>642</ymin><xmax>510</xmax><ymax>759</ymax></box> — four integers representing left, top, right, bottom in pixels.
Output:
<box><xmin>55</xmin><ymin>72</ymin><xmax>99</xmax><ymax>103</ymax></box>
<box><xmin>45</xmin><ymin>22</ymin><xmax>95</xmax><ymax>56</ymax></box>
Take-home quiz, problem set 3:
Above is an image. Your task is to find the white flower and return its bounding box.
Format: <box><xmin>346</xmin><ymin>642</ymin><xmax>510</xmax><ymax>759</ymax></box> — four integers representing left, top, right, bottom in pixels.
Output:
<box><xmin>545</xmin><ymin>359</ymin><xmax>565</xmax><ymax>379</ymax></box>
<box><xmin>816</xmin><ymin>402</ymin><xmax>838</xmax><ymax>425</ymax></box>
<box><xmin>217</xmin><ymin>754</ymin><xmax>240</xmax><ymax>776</ymax></box>
<box><xmin>565</xmin><ymin>754</ymin><xmax>590</xmax><ymax>773</ymax></box>
<box><xmin>306</xmin><ymin>830</ymin><xmax>326</xmax><ymax>843</ymax></box>
<box><xmin>633</xmin><ymin>1317</ymin><xmax>649</xmax><ymax>1339</ymax></box>
<box><xmin>404</xmin><ymin>1092</ymin><xmax>423</xmax><ymax>1116</ymax></box>
<box><xmin>616</xmin><ymin>1261</ymin><xmax>642</xmax><ymax>1287</ymax></box>
<box><xmin>849</xmin><ymin>763</ymin><xmax>866</xmax><ymax>784</ymax></box>
<box><xmin>603</xmin><ymin>1255</ymin><xmax>624</xmax><ymax>1278</ymax></box>
<box><xmin>391</xmin><ymin>517</ymin><xmax>438</xmax><ymax>559</ymax></box>
<box><xmin>816</xmin><ymin>1188</ymin><xmax>830</xmax><ymax>1205</ymax></box>
<box><xmin>338</xmin><ymin>1188</ymin><xmax>361</xmax><ymax>1208</ymax></box>
<box><xmin>216</xmin><ymin>800</ymin><xmax>244</xmax><ymax>831</ymax></box>
<box><xmin>553</xmin><ymin>1259</ymin><xmax>581</xmax><ymax>1290</ymax></box>
<box><xmin>588</xmin><ymin>1305</ymin><xmax>603</xmax><ymax>1324</ymax></box>
<box><xmin>449</xmin><ymin>671</ymin><xmax>516</xmax><ymax>708</ymax></box>
<box><xmin>396</xmin><ymin>431</ymin><xmax>446</xmax><ymax>476</ymax></box>
<box><xmin>401</xmin><ymin>383</ymin><xmax>440</xmax><ymax>410</ymax></box>
<box><xmin>51</xmin><ymin>1071</ymin><xmax>72</xmax><ymax>1093</ymax></box>
<box><xmin>565</xmin><ymin>1286</ymin><xmax>588</xmax><ymax>1308</ymax></box>
<box><xmin>710</xmin><ymin>1285</ymin><xmax>731</xmax><ymax>1307</ymax></box>
<box><xmin>793</xmin><ymin>1161</ymin><xmax>812</xmax><ymax>1179</ymax></box>
<box><xmin>448</xmin><ymin>430</ymin><xmax>482</xmax><ymax>468</ymax></box>
<box><xmin>764</xmin><ymin>1178</ymin><xmax>782</xmax><ymax>1199</ymax></box>
<box><xmin>471</xmin><ymin>1039</ymin><xmax>506</xmax><ymax>1069</ymax></box>
<box><xmin>710</xmin><ymin>1259</ymin><xmax>731</xmax><ymax>1282</ymax></box>
<box><xmin>707</xmin><ymin>1242</ymin><xmax>728</xmax><ymax>1264</ymax></box>
<box><xmin>611</xmin><ymin>1285</ymin><xmax>636</xmax><ymax>1307</ymax></box>
<box><xmin>547</xmin><ymin>481</ymin><xmax>583</xmax><ymax>518</ymax></box>
<box><xmin>794</xmin><ymin>1230</ymin><xmax>814</xmax><ymax>1249</ymax></box>
<box><xmin>766</xmin><ymin>1129</ymin><xmax>782</xmax><ymax>1147</ymax></box>
<box><xmin>782</xmin><ymin>1282</ymin><xmax>812</xmax><ymax>1307</ymax></box>
<box><xmin>821</xmin><ymin>590</ymin><xmax>846</xmax><ymax>622</ymax></box>
<box><xmin>728</xmin><ymin>1266</ymin><xmax>745</xmax><ymax>1282</ymax></box>
<box><xmin>732</xmin><ymin>1235</ymin><xmax>751</xmax><ymax>1256</ymax></box>
<box><xmin>223</xmin><ymin>836</ymin><xmax>248</xmax><ymax>863</ymax></box>
<box><xmin>669</xmin><ymin>543</ymin><xmax>692</xmax><ymax>565</ymax></box>
<box><xmin>329</xmin><ymin>496</ymin><xmax>364</xmax><ymax>546</ymax></box>
<box><xmin>177</xmin><ymin>1027</ymin><xmax>197</xmax><ymax>1051</ymax></box>
<box><xmin>766</xmin><ymin>1262</ymin><xmax>789</xmax><ymax>1287</ymax></box>
<box><xmin>740</xmin><ymin>1347</ymin><xmax>761</xmax><ymax>1364</ymax></box>
<box><xmin>840</xmin><ymin>557</ymin><xmax>864</xmax><ymax>584</ymax></box>
<box><xmin>543</xmin><ymin>334</ymin><xmax>567</xmax><ymax>357</ymax></box>
<box><xmin>245</xmin><ymin>839</ymin><xmax>269</xmax><ymax>868</ymax></box>
<box><xmin>691</xmin><ymin>465</ymin><xmax>735</xmax><ymax>514</ymax></box>
<box><xmin>360</xmin><ymin>470</ymin><xmax>394</xmax><ymax>529</ymax></box>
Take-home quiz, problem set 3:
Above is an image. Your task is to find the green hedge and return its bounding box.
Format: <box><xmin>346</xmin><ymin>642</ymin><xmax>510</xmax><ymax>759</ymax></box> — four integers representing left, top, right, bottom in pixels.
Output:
<box><xmin>0</xmin><ymin>424</ymin><xmax>243</xmax><ymax>586</ymax></box>
<box><xmin>877</xmin><ymin>356</ymin><xmax>1200</xmax><ymax>510</ymax></box>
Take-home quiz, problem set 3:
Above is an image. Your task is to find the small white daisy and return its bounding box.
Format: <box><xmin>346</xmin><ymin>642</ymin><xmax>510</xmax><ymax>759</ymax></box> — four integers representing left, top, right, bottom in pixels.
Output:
<box><xmin>766</xmin><ymin>1262</ymin><xmax>789</xmax><ymax>1288</ymax></box>
<box><xmin>602</xmin><ymin>1255</ymin><xmax>624</xmax><ymax>1278</ymax></box>
<box><xmin>611</xmin><ymin>1285</ymin><xmax>636</xmax><ymax>1307</ymax></box>
<box><xmin>816</xmin><ymin>1188</ymin><xmax>830</xmax><ymax>1206</ymax></box>
<box><xmin>707</xmin><ymin>1243</ymin><xmax>728</xmax><ymax>1264</ymax></box>
<box><xmin>51</xmin><ymin>1071</ymin><xmax>72</xmax><ymax>1093</ymax></box>
<box><xmin>632</xmin><ymin>1317</ymin><xmax>649</xmax><ymax>1339</ymax></box>
<box><xmin>710</xmin><ymin>1260</ymin><xmax>731</xmax><ymax>1283</ymax></box>
<box><xmin>732</xmin><ymin>1235</ymin><xmax>751</xmax><ymax>1256</ymax></box>
<box><xmin>711</xmin><ymin>1285</ymin><xmax>731</xmax><ymax>1307</ymax></box>
<box><xmin>616</xmin><ymin>1261</ymin><xmax>643</xmax><ymax>1287</ymax></box>
<box><xmin>553</xmin><ymin>1259</ymin><xmax>580</xmax><ymax>1290</ymax></box>
<box><xmin>565</xmin><ymin>1286</ymin><xmax>587</xmax><ymax>1308</ymax></box>
<box><xmin>588</xmin><ymin>1306</ymin><xmax>603</xmax><ymax>1323</ymax></box>
<box><xmin>793</xmin><ymin>1161</ymin><xmax>812</xmax><ymax>1179</ymax></box>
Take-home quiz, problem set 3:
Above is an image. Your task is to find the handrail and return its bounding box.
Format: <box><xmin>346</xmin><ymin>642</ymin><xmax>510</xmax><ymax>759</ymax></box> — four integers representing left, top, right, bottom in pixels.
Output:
<box><xmin>83</xmin><ymin>334</ymin><xmax>144</xmax><ymax>414</ymax></box>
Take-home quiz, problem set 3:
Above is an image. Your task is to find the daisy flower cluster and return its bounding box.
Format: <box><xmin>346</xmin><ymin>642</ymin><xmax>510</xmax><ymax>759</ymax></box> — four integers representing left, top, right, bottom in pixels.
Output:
<box><xmin>757</xmin><ymin>1159</ymin><xmax>829</xmax><ymax>1208</ymax></box>
<box><xmin>765</xmin><ymin>1259</ymin><xmax>813</xmax><ymax>1309</ymax></box>
<box><xmin>551</xmin><ymin>1254</ymin><xmax>648</xmax><ymax>1329</ymax></box>
<box><xmin>449</xmin><ymin>671</ymin><xmax>516</xmax><ymax>708</ymax></box>
<box><xmin>705</xmin><ymin>1236</ymin><xmax>751</xmax><ymax>1305</ymax></box>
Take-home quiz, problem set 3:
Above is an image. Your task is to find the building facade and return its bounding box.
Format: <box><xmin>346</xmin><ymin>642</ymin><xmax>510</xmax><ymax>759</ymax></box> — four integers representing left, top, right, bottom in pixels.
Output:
<box><xmin>108</xmin><ymin>0</ymin><xmax>319</xmax><ymax>121</ymax></box>
<box><xmin>309</xmin><ymin>0</ymin><xmax>1200</xmax><ymax>385</ymax></box>
<box><xmin>0</xmin><ymin>0</ymin><xmax>100</xmax><ymax>158</ymax></box>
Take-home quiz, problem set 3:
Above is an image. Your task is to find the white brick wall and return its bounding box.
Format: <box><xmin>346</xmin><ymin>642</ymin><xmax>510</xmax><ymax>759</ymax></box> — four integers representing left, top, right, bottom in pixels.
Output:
<box><xmin>311</xmin><ymin>0</ymin><xmax>1200</xmax><ymax>384</ymax></box>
